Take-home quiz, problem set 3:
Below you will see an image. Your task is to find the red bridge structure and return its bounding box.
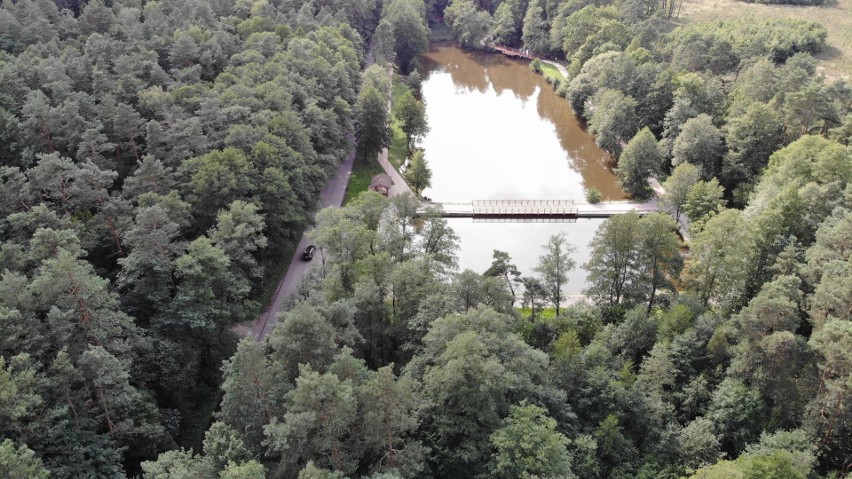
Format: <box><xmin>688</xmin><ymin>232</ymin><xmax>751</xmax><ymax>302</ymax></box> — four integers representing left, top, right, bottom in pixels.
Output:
<box><xmin>493</xmin><ymin>44</ymin><xmax>541</xmax><ymax>60</ymax></box>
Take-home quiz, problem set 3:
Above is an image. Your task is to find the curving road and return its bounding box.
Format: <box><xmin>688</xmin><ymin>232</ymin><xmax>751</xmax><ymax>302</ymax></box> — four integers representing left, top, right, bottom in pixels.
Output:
<box><xmin>249</xmin><ymin>143</ymin><xmax>356</xmax><ymax>341</ymax></box>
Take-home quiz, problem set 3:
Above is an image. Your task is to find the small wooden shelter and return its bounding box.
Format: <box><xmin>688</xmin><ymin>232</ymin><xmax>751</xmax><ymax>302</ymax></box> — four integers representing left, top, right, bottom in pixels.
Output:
<box><xmin>369</xmin><ymin>173</ymin><xmax>394</xmax><ymax>196</ymax></box>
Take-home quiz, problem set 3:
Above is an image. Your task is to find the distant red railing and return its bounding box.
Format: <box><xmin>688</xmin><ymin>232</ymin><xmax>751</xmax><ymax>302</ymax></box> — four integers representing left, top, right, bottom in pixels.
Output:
<box><xmin>493</xmin><ymin>44</ymin><xmax>541</xmax><ymax>60</ymax></box>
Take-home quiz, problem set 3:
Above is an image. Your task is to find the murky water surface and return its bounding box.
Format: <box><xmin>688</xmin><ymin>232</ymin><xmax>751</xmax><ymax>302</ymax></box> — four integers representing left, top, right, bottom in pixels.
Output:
<box><xmin>420</xmin><ymin>44</ymin><xmax>624</xmax><ymax>202</ymax></box>
<box><xmin>419</xmin><ymin>45</ymin><xmax>625</xmax><ymax>292</ymax></box>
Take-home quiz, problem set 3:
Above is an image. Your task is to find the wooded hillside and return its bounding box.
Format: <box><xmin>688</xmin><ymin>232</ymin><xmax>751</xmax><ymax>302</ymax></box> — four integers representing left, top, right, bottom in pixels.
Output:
<box><xmin>0</xmin><ymin>0</ymin><xmax>850</xmax><ymax>478</ymax></box>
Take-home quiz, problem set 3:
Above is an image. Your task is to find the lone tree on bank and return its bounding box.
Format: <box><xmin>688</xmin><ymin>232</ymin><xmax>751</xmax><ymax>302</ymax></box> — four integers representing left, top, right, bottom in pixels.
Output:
<box><xmin>405</xmin><ymin>150</ymin><xmax>432</xmax><ymax>196</ymax></box>
<box><xmin>394</xmin><ymin>88</ymin><xmax>429</xmax><ymax>155</ymax></box>
<box><xmin>356</xmin><ymin>84</ymin><xmax>390</xmax><ymax>163</ymax></box>
<box><xmin>534</xmin><ymin>233</ymin><xmax>576</xmax><ymax>316</ymax></box>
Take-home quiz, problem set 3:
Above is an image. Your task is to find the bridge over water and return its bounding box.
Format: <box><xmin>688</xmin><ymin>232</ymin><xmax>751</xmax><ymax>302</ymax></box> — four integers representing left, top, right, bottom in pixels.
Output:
<box><xmin>493</xmin><ymin>44</ymin><xmax>541</xmax><ymax>60</ymax></box>
<box><xmin>421</xmin><ymin>198</ymin><xmax>660</xmax><ymax>222</ymax></box>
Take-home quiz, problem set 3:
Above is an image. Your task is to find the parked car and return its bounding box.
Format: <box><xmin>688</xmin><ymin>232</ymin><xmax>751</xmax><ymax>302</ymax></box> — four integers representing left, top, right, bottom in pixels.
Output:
<box><xmin>302</xmin><ymin>245</ymin><xmax>316</xmax><ymax>261</ymax></box>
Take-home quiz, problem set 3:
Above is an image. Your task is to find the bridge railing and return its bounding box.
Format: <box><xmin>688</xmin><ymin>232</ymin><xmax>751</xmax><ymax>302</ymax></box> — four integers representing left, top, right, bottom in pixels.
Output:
<box><xmin>427</xmin><ymin>198</ymin><xmax>656</xmax><ymax>219</ymax></box>
<box><xmin>471</xmin><ymin>200</ymin><xmax>579</xmax><ymax>217</ymax></box>
<box><xmin>474</xmin><ymin>217</ymin><xmax>579</xmax><ymax>223</ymax></box>
<box><xmin>471</xmin><ymin>199</ymin><xmax>575</xmax><ymax>207</ymax></box>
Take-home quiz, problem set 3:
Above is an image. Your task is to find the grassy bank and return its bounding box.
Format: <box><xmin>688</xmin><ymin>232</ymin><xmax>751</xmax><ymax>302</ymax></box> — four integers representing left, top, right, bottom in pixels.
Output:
<box><xmin>539</xmin><ymin>61</ymin><xmax>568</xmax><ymax>83</ymax></box>
<box><xmin>343</xmin><ymin>75</ymin><xmax>412</xmax><ymax>205</ymax></box>
<box><xmin>388</xmin><ymin>79</ymin><xmax>411</xmax><ymax>170</ymax></box>
<box><xmin>677</xmin><ymin>0</ymin><xmax>851</xmax><ymax>79</ymax></box>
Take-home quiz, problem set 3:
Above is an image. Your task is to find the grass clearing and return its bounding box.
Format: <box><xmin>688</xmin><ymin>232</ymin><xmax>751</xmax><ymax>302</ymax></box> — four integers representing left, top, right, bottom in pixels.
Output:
<box><xmin>344</xmin><ymin>76</ymin><xmax>411</xmax><ymax>205</ymax></box>
<box><xmin>540</xmin><ymin>61</ymin><xmax>568</xmax><ymax>84</ymax></box>
<box><xmin>343</xmin><ymin>155</ymin><xmax>385</xmax><ymax>205</ymax></box>
<box><xmin>676</xmin><ymin>0</ymin><xmax>852</xmax><ymax>80</ymax></box>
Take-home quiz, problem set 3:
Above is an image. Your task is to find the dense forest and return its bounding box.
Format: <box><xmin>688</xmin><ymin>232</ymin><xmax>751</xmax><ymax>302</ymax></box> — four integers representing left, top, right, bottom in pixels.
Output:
<box><xmin>0</xmin><ymin>0</ymin><xmax>850</xmax><ymax>478</ymax></box>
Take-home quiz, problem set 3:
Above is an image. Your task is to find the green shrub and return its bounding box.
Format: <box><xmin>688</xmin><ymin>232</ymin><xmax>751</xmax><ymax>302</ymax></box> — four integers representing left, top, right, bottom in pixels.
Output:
<box><xmin>585</xmin><ymin>186</ymin><xmax>602</xmax><ymax>203</ymax></box>
<box><xmin>530</xmin><ymin>59</ymin><xmax>542</xmax><ymax>74</ymax></box>
<box><xmin>405</xmin><ymin>70</ymin><xmax>422</xmax><ymax>92</ymax></box>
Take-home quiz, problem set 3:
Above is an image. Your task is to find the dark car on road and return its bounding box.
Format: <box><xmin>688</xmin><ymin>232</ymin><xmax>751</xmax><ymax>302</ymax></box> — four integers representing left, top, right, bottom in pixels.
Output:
<box><xmin>302</xmin><ymin>245</ymin><xmax>316</xmax><ymax>261</ymax></box>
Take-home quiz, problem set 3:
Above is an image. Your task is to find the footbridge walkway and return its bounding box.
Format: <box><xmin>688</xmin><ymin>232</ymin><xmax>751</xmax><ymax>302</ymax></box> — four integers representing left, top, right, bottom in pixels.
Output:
<box><xmin>493</xmin><ymin>44</ymin><xmax>541</xmax><ymax>60</ymax></box>
<box><xmin>421</xmin><ymin>198</ymin><xmax>661</xmax><ymax>222</ymax></box>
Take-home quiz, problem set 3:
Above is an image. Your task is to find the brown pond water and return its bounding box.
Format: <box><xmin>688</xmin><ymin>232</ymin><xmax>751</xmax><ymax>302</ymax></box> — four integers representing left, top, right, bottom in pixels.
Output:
<box><xmin>417</xmin><ymin>45</ymin><xmax>626</xmax><ymax>293</ymax></box>
<box><xmin>419</xmin><ymin>44</ymin><xmax>625</xmax><ymax>202</ymax></box>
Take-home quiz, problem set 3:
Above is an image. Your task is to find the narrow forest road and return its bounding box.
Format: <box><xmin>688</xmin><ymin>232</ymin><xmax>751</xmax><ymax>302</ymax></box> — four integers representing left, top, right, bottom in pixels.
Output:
<box><xmin>246</xmin><ymin>48</ymin><xmax>383</xmax><ymax>341</ymax></box>
<box><xmin>247</xmin><ymin>60</ymin><xmax>409</xmax><ymax>341</ymax></box>
<box><xmin>248</xmin><ymin>144</ymin><xmax>356</xmax><ymax>341</ymax></box>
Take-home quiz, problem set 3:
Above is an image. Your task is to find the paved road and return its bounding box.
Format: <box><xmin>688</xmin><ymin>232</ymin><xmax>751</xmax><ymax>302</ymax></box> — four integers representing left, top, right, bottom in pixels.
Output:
<box><xmin>247</xmin><ymin>44</ymin><xmax>385</xmax><ymax>341</ymax></box>
<box><xmin>248</xmin><ymin>143</ymin><xmax>356</xmax><ymax>341</ymax></box>
<box><xmin>247</xmin><ymin>63</ymin><xmax>413</xmax><ymax>341</ymax></box>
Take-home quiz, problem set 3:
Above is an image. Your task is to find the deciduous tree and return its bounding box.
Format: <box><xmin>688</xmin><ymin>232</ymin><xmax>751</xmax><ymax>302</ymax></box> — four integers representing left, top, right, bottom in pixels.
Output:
<box><xmin>356</xmin><ymin>84</ymin><xmax>391</xmax><ymax>163</ymax></box>
<box><xmin>445</xmin><ymin>0</ymin><xmax>494</xmax><ymax>49</ymax></box>
<box><xmin>616</xmin><ymin>127</ymin><xmax>659</xmax><ymax>199</ymax></box>
<box><xmin>684</xmin><ymin>178</ymin><xmax>725</xmax><ymax>230</ymax></box>
<box><xmin>584</xmin><ymin>213</ymin><xmax>641</xmax><ymax>308</ymax></box>
<box><xmin>722</xmin><ymin>103</ymin><xmax>783</xmax><ymax>191</ymax></box>
<box><xmin>534</xmin><ymin>232</ymin><xmax>576</xmax><ymax>316</ymax></box>
<box><xmin>266</xmin><ymin>366</ymin><xmax>359</xmax><ymax>475</ymax></box>
<box><xmin>587</xmin><ymin>88</ymin><xmax>639</xmax><ymax>158</ymax></box>
<box><xmin>683</xmin><ymin>209</ymin><xmax>753</xmax><ymax>310</ymax></box>
<box><xmin>672</xmin><ymin>114</ymin><xmax>725</xmax><ymax>180</ymax></box>
<box><xmin>637</xmin><ymin>213</ymin><xmax>683</xmax><ymax>312</ymax></box>
<box><xmin>382</xmin><ymin>0</ymin><xmax>429</xmax><ymax>72</ymax></box>
<box><xmin>404</xmin><ymin>150</ymin><xmax>432</xmax><ymax>196</ymax></box>
<box><xmin>489</xmin><ymin>401</ymin><xmax>573</xmax><ymax>479</ymax></box>
<box><xmin>394</xmin><ymin>89</ymin><xmax>429</xmax><ymax>155</ymax></box>
<box><xmin>660</xmin><ymin>162</ymin><xmax>700</xmax><ymax>220</ymax></box>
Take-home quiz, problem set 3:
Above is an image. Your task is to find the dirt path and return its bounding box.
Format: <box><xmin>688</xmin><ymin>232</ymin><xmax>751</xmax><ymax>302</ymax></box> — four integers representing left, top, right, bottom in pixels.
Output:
<box><xmin>648</xmin><ymin>177</ymin><xmax>692</xmax><ymax>242</ymax></box>
<box><xmin>542</xmin><ymin>59</ymin><xmax>570</xmax><ymax>80</ymax></box>
<box><xmin>378</xmin><ymin>144</ymin><xmax>413</xmax><ymax>197</ymax></box>
<box><xmin>379</xmin><ymin>65</ymin><xmax>415</xmax><ymax>197</ymax></box>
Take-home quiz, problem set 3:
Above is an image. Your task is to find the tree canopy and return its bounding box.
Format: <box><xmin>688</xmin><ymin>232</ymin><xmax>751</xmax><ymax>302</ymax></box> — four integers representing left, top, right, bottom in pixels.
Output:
<box><xmin>1</xmin><ymin>0</ymin><xmax>851</xmax><ymax>477</ymax></box>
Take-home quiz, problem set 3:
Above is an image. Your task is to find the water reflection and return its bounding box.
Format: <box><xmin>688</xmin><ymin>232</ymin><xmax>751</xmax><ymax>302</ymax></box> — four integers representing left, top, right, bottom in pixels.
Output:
<box><xmin>447</xmin><ymin>219</ymin><xmax>605</xmax><ymax>295</ymax></box>
<box><xmin>418</xmin><ymin>44</ymin><xmax>625</xmax><ymax>292</ymax></box>
<box><xmin>419</xmin><ymin>44</ymin><xmax>625</xmax><ymax>202</ymax></box>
